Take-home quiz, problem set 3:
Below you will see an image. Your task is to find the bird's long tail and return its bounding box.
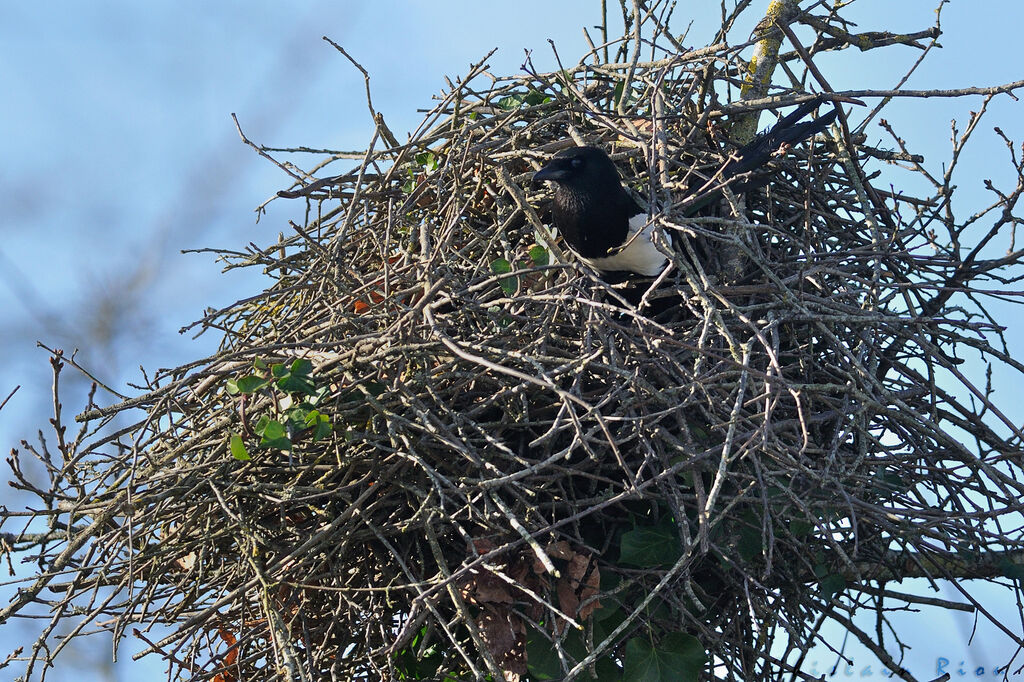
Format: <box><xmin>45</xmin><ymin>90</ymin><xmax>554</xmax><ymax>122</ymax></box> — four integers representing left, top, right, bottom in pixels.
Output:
<box><xmin>720</xmin><ymin>98</ymin><xmax>838</xmax><ymax>181</ymax></box>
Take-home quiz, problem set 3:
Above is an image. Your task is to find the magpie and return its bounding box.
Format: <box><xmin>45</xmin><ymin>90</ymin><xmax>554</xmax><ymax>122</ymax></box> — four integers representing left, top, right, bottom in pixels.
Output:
<box><xmin>532</xmin><ymin>101</ymin><xmax>837</xmax><ymax>277</ymax></box>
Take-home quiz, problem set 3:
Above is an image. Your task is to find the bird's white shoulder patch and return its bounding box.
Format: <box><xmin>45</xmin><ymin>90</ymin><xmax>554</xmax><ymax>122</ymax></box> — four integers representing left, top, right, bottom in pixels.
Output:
<box><xmin>580</xmin><ymin>213</ymin><xmax>668</xmax><ymax>276</ymax></box>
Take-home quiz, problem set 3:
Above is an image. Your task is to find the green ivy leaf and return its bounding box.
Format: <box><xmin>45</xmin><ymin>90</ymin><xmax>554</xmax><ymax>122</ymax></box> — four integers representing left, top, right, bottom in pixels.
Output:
<box><xmin>229</xmin><ymin>433</ymin><xmax>250</xmax><ymax>461</ymax></box>
<box><xmin>281</xmin><ymin>375</ymin><xmax>316</xmax><ymax>395</ymax></box>
<box><xmin>595</xmin><ymin>657</ymin><xmax>623</xmax><ymax>680</ymax></box>
<box><xmin>592</xmin><ymin>606</ymin><xmax>627</xmax><ymax>648</ymax></box>
<box><xmin>340</xmin><ymin>380</ymin><xmax>385</xmax><ymax>405</ymax></box>
<box><xmin>623</xmin><ymin>633</ymin><xmax>705</xmax><ymax>682</ymax></box>
<box><xmin>414</xmin><ymin>151</ymin><xmax>438</xmax><ymax>171</ymax></box>
<box><xmin>818</xmin><ymin>573</ymin><xmax>846</xmax><ymax>600</ymax></box>
<box><xmin>524</xmin><ymin>90</ymin><xmax>549</xmax><ymax>106</ymax></box>
<box><xmin>290</xmin><ymin>358</ymin><xmax>313</xmax><ymax>376</ymax></box>
<box><xmin>304</xmin><ymin>409</ymin><xmax>333</xmax><ymax>441</ymax></box>
<box><xmin>490</xmin><ymin>258</ymin><xmax>518</xmax><ymax>295</ymax></box>
<box><xmin>525</xmin><ymin>627</ymin><xmax>561</xmax><ymax>680</ymax></box>
<box><xmin>497</xmin><ymin>90</ymin><xmax>550</xmax><ymax>110</ymax></box>
<box><xmin>275</xmin><ymin>359</ymin><xmax>317</xmax><ymax>395</ymax></box>
<box><xmin>526</xmin><ymin>626</ymin><xmax>595</xmax><ymax>680</ymax></box>
<box><xmin>285</xmin><ymin>404</ymin><xmax>310</xmax><ymax>429</ymax></box>
<box><xmin>227</xmin><ymin>375</ymin><xmax>270</xmax><ymax>395</ymax></box>
<box><xmin>260</xmin><ymin>419</ymin><xmax>286</xmax><ymax>439</ymax></box>
<box><xmin>528</xmin><ymin>244</ymin><xmax>549</xmax><ymax>267</ymax></box>
<box><xmin>255</xmin><ymin>416</ymin><xmax>292</xmax><ymax>451</ymax></box>
<box><xmin>619</xmin><ymin>519</ymin><xmax>681</xmax><ymax>568</ymax></box>
<box><xmin>789</xmin><ymin>518</ymin><xmax>814</xmax><ymax>538</ymax></box>
<box><xmin>612</xmin><ymin>81</ymin><xmax>626</xmax><ymax>107</ymax></box>
<box><xmin>393</xmin><ymin>625</ymin><xmax>444</xmax><ymax>679</ymax></box>
<box><xmin>497</xmin><ymin>93</ymin><xmax>525</xmax><ymax>110</ymax></box>
<box><xmin>736</xmin><ymin>510</ymin><xmax>762</xmax><ymax>563</ymax></box>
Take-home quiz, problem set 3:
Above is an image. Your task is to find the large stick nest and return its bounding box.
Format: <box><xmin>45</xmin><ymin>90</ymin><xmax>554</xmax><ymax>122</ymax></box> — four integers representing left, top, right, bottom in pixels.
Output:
<box><xmin>5</xmin><ymin>4</ymin><xmax>1024</xmax><ymax>681</ymax></box>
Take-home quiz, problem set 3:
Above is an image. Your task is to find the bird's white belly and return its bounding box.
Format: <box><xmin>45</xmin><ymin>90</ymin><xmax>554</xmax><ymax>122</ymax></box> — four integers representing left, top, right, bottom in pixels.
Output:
<box><xmin>580</xmin><ymin>213</ymin><xmax>667</xmax><ymax>276</ymax></box>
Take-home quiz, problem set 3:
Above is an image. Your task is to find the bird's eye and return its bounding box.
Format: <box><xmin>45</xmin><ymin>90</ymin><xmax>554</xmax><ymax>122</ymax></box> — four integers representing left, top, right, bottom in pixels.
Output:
<box><xmin>570</xmin><ymin>158</ymin><xmax>583</xmax><ymax>169</ymax></box>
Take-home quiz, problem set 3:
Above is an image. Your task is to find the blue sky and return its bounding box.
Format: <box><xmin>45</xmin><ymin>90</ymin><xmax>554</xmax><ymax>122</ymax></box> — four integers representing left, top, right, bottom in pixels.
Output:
<box><xmin>1</xmin><ymin>1</ymin><xmax>1023</xmax><ymax>679</ymax></box>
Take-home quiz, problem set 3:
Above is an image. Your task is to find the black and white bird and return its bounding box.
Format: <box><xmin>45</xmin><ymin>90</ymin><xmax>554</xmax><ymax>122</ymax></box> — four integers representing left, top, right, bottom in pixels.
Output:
<box><xmin>532</xmin><ymin>100</ymin><xmax>837</xmax><ymax>277</ymax></box>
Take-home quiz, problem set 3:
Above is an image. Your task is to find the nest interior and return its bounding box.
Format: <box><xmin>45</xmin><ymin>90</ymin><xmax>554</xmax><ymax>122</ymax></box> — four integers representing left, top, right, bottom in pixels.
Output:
<box><xmin>5</xmin><ymin>4</ymin><xmax>1024</xmax><ymax>681</ymax></box>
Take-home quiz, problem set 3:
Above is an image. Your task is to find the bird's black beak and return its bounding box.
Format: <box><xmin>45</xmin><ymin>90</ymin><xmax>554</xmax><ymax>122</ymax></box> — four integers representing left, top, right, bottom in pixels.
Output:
<box><xmin>532</xmin><ymin>160</ymin><xmax>569</xmax><ymax>184</ymax></box>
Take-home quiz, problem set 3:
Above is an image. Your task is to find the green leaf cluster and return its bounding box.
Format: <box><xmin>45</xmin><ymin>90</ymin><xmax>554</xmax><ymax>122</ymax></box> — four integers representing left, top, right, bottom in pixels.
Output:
<box><xmin>525</xmin><ymin>618</ymin><xmax>705</xmax><ymax>682</ymax></box>
<box><xmin>497</xmin><ymin>89</ymin><xmax>552</xmax><ymax>110</ymax></box>
<box><xmin>393</xmin><ymin>626</ymin><xmax>447</xmax><ymax>680</ymax></box>
<box><xmin>225</xmin><ymin>358</ymin><xmax>334</xmax><ymax>460</ymax></box>
<box><xmin>402</xmin><ymin>150</ymin><xmax>440</xmax><ymax>193</ymax></box>
<box><xmin>622</xmin><ymin>633</ymin><xmax>705</xmax><ymax>682</ymax></box>
<box><xmin>490</xmin><ymin>246</ymin><xmax>550</xmax><ymax>296</ymax></box>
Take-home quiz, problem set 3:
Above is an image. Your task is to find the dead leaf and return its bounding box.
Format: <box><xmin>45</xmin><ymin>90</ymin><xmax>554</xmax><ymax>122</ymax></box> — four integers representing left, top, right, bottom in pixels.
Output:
<box><xmin>477</xmin><ymin>604</ymin><xmax>526</xmax><ymax>679</ymax></box>
<box><xmin>212</xmin><ymin>627</ymin><xmax>239</xmax><ymax>682</ymax></box>
<box><xmin>172</xmin><ymin>552</ymin><xmax>196</xmax><ymax>572</ymax></box>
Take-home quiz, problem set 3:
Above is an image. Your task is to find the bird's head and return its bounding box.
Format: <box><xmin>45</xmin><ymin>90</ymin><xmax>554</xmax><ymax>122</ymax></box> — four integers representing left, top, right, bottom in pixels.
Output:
<box><xmin>531</xmin><ymin>145</ymin><xmax>641</xmax><ymax>259</ymax></box>
<box><xmin>532</xmin><ymin>146</ymin><xmax>624</xmax><ymax>194</ymax></box>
